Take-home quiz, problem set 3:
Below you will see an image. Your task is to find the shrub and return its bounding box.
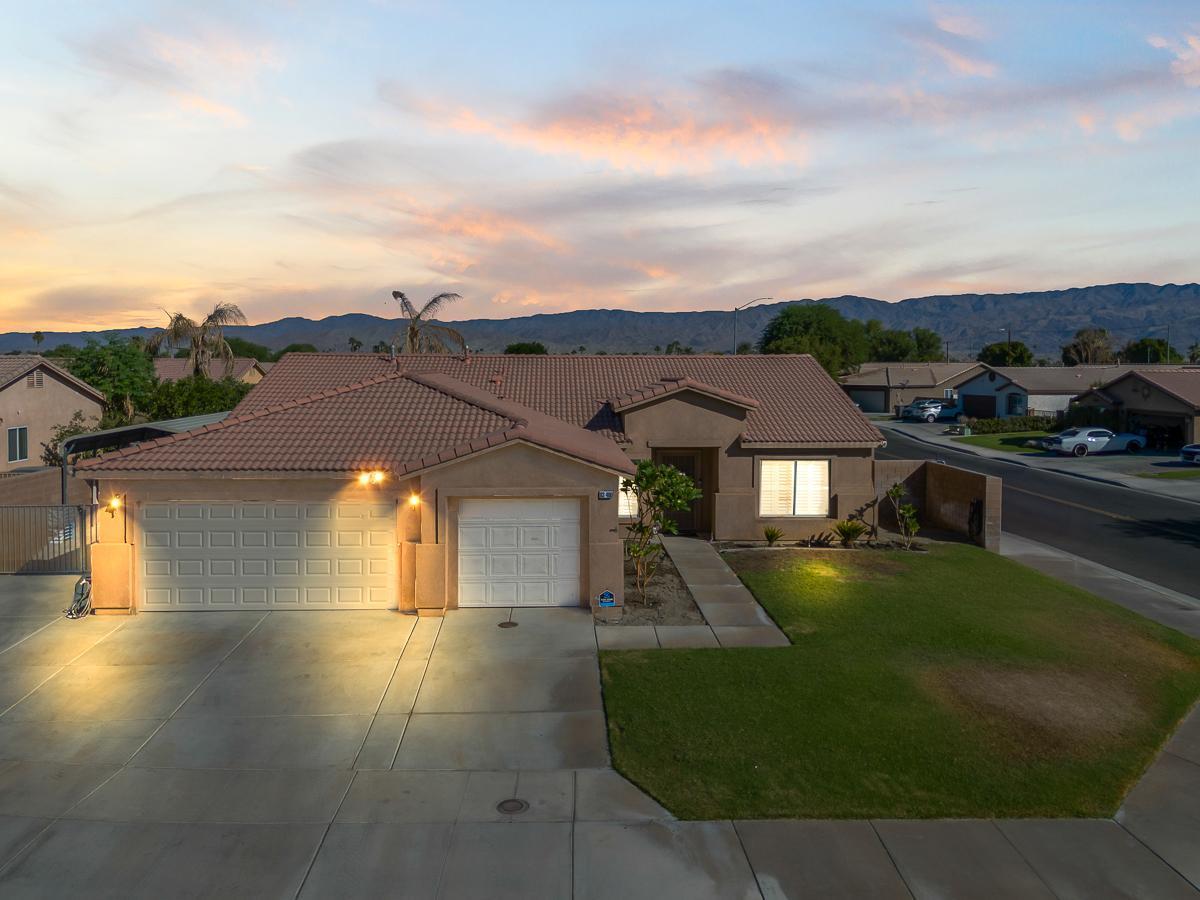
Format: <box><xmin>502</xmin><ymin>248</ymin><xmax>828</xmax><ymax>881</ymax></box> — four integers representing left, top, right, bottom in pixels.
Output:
<box><xmin>763</xmin><ymin>526</ymin><xmax>784</xmax><ymax>546</ymax></box>
<box><xmin>965</xmin><ymin>415</ymin><xmax>1057</xmax><ymax>434</ymax></box>
<box><xmin>833</xmin><ymin>519</ymin><xmax>869</xmax><ymax>547</ymax></box>
<box><xmin>621</xmin><ymin>461</ymin><xmax>703</xmax><ymax>602</ymax></box>
<box><xmin>885</xmin><ymin>483</ymin><xmax>921</xmax><ymax>550</ymax></box>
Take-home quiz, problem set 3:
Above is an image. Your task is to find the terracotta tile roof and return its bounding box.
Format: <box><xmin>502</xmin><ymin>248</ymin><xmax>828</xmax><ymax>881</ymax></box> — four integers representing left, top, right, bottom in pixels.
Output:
<box><xmin>237</xmin><ymin>353</ymin><xmax>883</xmax><ymax>447</ymax></box>
<box><xmin>154</xmin><ymin>357</ymin><xmax>261</xmax><ymax>382</ymax></box>
<box><xmin>0</xmin><ymin>355</ymin><xmax>106</xmax><ymax>402</ymax></box>
<box><xmin>608</xmin><ymin>376</ymin><xmax>759</xmax><ymax>413</ymax></box>
<box><xmin>78</xmin><ymin>372</ymin><xmax>634</xmax><ymax>476</ymax></box>
<box><xmin>841</xmin><ymin>362</ymin><xmax>983</xmax><ymax>388</ymax></box>
<box><xmin>1093</xmin><ymin>369</ymin><xmax>1200</xmax><ymax>410</ymax></box>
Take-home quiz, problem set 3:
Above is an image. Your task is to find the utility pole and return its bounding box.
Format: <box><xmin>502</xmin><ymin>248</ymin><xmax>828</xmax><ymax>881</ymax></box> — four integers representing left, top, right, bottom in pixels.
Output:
<box><xmin>944</xmin><ymin>340</ymin><xmax>950</xmax><ymax>363</ymax></box>
<box><xmin>732</xmin><ymin>297</ymin><xmax>774</xmax><ymax>354</ymax></box>
<box><xmin>1166</xmin><ymin>324</ymin><xmax>1171</xmax><ymax>363</ymax></box>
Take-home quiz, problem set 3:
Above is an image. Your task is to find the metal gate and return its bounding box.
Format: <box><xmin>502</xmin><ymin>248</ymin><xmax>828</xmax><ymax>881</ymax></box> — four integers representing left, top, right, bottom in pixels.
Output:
<box><xmin>0</xmin><ymin>506</ymin><xmax>95</xmax><ymax>574</ymax></box>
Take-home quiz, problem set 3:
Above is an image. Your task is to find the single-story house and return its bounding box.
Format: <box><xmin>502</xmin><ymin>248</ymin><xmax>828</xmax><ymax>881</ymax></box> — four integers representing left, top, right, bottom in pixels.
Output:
<box><xmin>840</xmin><ymin>362</ymin><xmax>985</xmax><ymax>413</ymax></box>
<box><xmin>954</xmin><ymin>365</ymin><xmax>1179</xmax><ymax>419</ymax></box>
<box><xmin>0</xmin><ymin>356</ymin><xmax>105</xmax><ymax>474</ymax></box>
<box><xmin>77</xmin><ymin>354</ymin><xmax>884</xmax><ymax>615</ymax></box>
<box><xmin>1073</xmin><ymin>368</ymin><xmax>1200</xmax><ymax>445</ymax></box>
<box><xmin>154</xmin><ymin>357</ymin><xmax>266</xmax><ymax>384</ymax></box>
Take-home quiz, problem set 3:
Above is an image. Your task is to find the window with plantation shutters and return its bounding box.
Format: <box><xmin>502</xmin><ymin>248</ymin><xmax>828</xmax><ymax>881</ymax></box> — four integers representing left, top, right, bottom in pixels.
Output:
<box><xmin>758</xmin><ymin>459</ymin><xmax>829</xmax><ymax>517</ymax></box>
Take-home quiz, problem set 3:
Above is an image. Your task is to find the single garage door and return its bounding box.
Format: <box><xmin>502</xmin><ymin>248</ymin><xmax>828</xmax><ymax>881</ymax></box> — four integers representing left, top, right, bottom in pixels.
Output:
<box><xmin>846</xmin><ymin>388</ymin><xmax>886</xmax><ymax>413</ymax></box>
<box><xmin>961</xmin><ymin>394</ymin><xmax>996</xmax><ymax>418</ymax></box>
<box><xmin>457</xmin><ymin>498</ymin><xmax>580</xmax><ymax>607</ymax></box>
<box><xmin>139</xmin><ymin>500</ymin><xmax>395</xmax><ymax>610</ymax></box>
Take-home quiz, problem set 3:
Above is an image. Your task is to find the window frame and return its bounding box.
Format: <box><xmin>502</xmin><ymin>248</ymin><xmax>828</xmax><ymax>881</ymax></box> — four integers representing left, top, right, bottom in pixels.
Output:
<box><xmin>7</xmin><ymin>426</ymin><xmax>29</xmax><ymax>463</ymax></box>
<box><xmin>756</xmin><ymin>457</ymin><xmax>831</xmax><ymax>519</ymax></box>
<box><xmin>617</xmin><ymin>479</ymin><xmax>639</xmax><ymax>520</ymax></box>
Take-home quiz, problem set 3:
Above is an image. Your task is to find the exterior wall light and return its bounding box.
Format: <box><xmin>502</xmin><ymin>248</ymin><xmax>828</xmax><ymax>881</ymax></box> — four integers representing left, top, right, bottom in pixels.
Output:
<box><xmin>106</xmin><ymin>495</ymin><xmax>122</xmax><ymax>517</ymax></box>
<box><xmin>357</xmin><ymin>470</ymin><xmax>386</xmax><ymax>486</ymax></box>
<box><xmin>408</xmin><ymin>493</ymin><xmax>421</xmax><ymax>507</ymax></box>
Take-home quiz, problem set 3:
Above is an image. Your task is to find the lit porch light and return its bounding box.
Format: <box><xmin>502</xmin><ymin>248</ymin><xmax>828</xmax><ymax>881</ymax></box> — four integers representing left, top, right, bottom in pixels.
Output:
<box><xmin>357</xmin><ymin>470</ymin><xmax>387</xmax><ymax>486</ymax></box>
<box><xmin>408</xmin><ymin>492</ymin><xmax>421</xmax><ymax>507</ymax></box>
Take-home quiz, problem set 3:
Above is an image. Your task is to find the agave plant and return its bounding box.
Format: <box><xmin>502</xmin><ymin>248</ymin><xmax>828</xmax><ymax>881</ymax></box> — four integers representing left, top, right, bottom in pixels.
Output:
<box><xmin>149</xmin><ymin>302</ymin><xmax>247</xmax><ymax>378</ymax></box>
<box><xmin>392</xmin><ymin>290</ymin><xmax>466</xmax><ymax>354</ymax></box>
<box><xmin>763</xmin><ymin>525</ymin><xmax>784</xmax><ymax>546</ymax></box>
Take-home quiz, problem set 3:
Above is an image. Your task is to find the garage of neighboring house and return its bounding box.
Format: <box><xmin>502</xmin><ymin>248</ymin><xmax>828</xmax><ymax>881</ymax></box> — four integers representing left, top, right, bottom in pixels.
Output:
<box><xmin>1073</xmin><ymin>369</ymin><xmax>1200</xmax><ymax>446</ymax></box>
<box><xmin>138</xmin><ymin>499</ymin><xmax>396</xmax><ymax>610</ymax></box>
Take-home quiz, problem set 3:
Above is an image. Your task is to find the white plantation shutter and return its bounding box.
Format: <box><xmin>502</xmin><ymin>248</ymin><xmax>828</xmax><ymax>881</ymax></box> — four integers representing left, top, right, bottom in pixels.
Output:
<box><xmin>792</xmin><ymin>460</ymin><xmax>829</xmax><ymax>516</ymax></box>
<box><xmin>759</xmin><ymin>460</ymin><xmax>830</xmax><ymax>517</ymax></box>
<box><xmin>759</xmin><ymin>460</ymin><xmax>796</xmax><ymax>517</ymax></box>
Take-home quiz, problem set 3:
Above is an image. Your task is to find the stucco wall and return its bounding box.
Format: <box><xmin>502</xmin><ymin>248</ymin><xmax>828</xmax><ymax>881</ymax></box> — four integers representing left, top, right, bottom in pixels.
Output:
<box><xmin>620</xmin><ymin>390</ymin><xmax>877</xmax><ymax>541</ymax></box>
<box><xmin>873</xmin><ymin>459</ymin><xmax>1000</xmax><ymax>550</ymax></box>
<box><xmin>0</xmin><ymin>369</ymin><xmax>103</xmax><ymax>474</ymax></box>
<box><xmin>0</xmin><ymin>468</ymin><xmax>92</xmax><ymax>506</ymax></box>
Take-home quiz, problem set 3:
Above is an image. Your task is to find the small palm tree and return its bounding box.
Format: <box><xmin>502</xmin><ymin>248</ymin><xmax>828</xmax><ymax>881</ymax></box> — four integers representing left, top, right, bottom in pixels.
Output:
<box><xmin>149</xmin><ymin>302</ymin><xmax>247</xmax><ymax>378</ymax></box>
<box><xmin>392</xmin><ymin>291</ymin><xmax>466</xmax><ymax>354</ymax></box>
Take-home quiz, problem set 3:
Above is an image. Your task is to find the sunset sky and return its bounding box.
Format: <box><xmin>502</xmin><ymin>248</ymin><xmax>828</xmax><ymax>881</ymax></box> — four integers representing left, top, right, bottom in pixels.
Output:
<box><xmin>1</xmin><ymin>1</ymin><xmax>1197</xmax><ymax>332</ymax></box>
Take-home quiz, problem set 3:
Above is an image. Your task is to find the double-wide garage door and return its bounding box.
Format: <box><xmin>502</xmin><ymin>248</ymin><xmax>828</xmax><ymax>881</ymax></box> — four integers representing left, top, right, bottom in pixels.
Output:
<box><xmin>457</xmin><ymin>498</ymin><xmax>580</xmax><ymax>607</ymax></box>
<box><xmin>140</xmin><ymin>501</ymin><xmax>395</xmax><ymax>610</ymax></box>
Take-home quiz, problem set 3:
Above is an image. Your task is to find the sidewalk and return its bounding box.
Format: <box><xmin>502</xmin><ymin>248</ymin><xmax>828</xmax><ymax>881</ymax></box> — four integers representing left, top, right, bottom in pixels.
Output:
<box><xmin>880</xmin><ymin>420</ymin><xmax>1200</xmax><ymax>504</ymax></box>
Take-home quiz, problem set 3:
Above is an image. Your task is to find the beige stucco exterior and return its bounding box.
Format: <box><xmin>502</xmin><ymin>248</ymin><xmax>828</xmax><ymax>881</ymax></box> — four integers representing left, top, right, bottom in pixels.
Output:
<box><xmin>1</xmin><ymin>367</ymin><xmax>103</xmax><ymax>474</ymax></box>
<box><xmin>88</xmin><ymin>441</ymin><xmax>625</xmax><ymax>615</ymax></box>
<box><xmin>1075</xmin><ymin>375</ymin><xmax>1200</xmax><ymax>443</ymax></box>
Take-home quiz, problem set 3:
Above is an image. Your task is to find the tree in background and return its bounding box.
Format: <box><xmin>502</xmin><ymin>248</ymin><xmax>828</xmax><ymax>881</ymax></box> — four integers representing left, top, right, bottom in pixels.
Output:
<box><xmin>504</xmin><ymin>341</ymin><xmax>548</xmax><ymax>354</ymax></box>
<box><xmin>868</xmin><ymin>329</ymin><xmax>915</xmax><ymax>362</ymax></box>
<box><xmin>1120</xmin><ymin>337</ymin><xmax>1183</xmax><ymax>364</ymax></box>
<box><xmin>348</xmin><ymin>336</ymin><xmax>363</xmax><ymax>352</ymax></box>
<box><xmin>1189</xmin><ymin>342</ymin><xmax>1200</xmax><ymax>364</ymax></box>
<box><xmin>735</xmin><ymin>341</ymin><xmax>754</xmax><ymax>355</ymax></box>
<box><xmin>759</xmin><ymin>305</ymin><xmax>869</xmax><ymax>374</ymax></box>
<box><xmin>372</xmin><ymin>341</ymin><xmax>390</xmax><ymax>353</ymax></box>
<box><xmin>1061</xmin><ymin>328</ymin><xmax>1115</xmax><ymax>366</ymax></box>
<box><xmin>911</xmin><ymin>327</ymin><xmax>943</xmax><ymax>361</ymax></box>
<box><xmin>392</xmin><ymin>290</ymin><xmax>465</xmax><ymax>354</ymax></box>
<box><xmin>663</xmin><ymin>340</ymin><xmax>694</xmax><ymax>355</ymax></box>
<box><xmin>32</xmin><ymin>330</ymin><xmax>44</xmax><ymax>349</ymax></box>
<box><xmin>225</xmin><ymin>337</ymin><xmax>276</xmax><ymax>361</ymax></box>
<box><xmin>41</xmin><ymin>344</ymin><xmax>78</xmax><ymax>359</ymax></box>
<box><xmin>277</xmin><ymin>343</ymin><xmax>319</xmax><ymax>355</ymax></box>
<box><xmin>68</xmin><ymin>337</ymin><xmax>156</xmax><ymax>423</ymax></box>
<box><xmin>40</xmin><ymin>411</ymin><xmax>101</xmax><ymax>467</ymax></box>
<box><xmin>146</xmin><ymin>376</ymin><xmax>252</xmax><ymax>421</ymax></box>
<box><xmin>977</xmin><ymin>340</ymin><xmax>1034</xmax><ymax>367</ymax></box>
<box><xmin>149</xmin><ymin>302</ymin><xmax>247</xmax><ymax>378</ymax></box>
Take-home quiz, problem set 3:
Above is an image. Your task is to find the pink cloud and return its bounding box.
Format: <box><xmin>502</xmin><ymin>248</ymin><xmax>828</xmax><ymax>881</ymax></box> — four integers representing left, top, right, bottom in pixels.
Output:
<box><xmin>1148</xmin><ymin>32</ymin><xmax>1200</xmax><ymax>87</ymax></box>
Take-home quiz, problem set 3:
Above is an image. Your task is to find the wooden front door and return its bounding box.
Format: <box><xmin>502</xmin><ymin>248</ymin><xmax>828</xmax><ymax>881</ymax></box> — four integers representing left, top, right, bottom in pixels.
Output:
<box><xmin>658</xmin><ymin>450</ymin><xmax>702</xmax><ymax>534</ymax></box>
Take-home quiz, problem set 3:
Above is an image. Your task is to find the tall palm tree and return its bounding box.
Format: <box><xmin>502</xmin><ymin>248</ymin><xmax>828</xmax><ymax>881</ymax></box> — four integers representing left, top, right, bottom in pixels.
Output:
<box><xmin>149</xmin><ymin>302</ymin><xmax>248</xmax><ymax>378</ymax></box>
<box><xmin>392</xmin><ymin>291</ymin><xmax>466</xmax><ymax>354</ymax></box>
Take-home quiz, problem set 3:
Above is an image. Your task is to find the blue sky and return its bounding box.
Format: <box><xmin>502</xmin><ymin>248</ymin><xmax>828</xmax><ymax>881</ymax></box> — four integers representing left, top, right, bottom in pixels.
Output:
<box><xmin>0</xmin><ymin>0</ymin><xmax>1197</xmax><ymax>330</ymax></box>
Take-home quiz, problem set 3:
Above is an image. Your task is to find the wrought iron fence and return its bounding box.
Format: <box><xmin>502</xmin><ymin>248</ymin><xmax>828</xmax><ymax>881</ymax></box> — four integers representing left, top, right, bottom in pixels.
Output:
<box><xmin>0</xmin><ymin>505</ymin><xmax>95</xmax><ymax>574</ymax></box>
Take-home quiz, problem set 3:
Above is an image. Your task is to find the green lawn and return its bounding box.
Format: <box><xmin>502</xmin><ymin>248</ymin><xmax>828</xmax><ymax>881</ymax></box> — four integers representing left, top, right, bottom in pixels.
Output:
<box><xmin>1138</xmin><ymin>468</ymin><xmax>1200</xmax><ymax>479</ymax></box>
<box><xmin>600</xmin><ymin>544</ymin><xmax>1200</xmax><ymax>820</ymax></box>
<box><xmin>951</xmin><ymin>430</ymin><xmax>1049</xmax><ymax>453</ymax></box>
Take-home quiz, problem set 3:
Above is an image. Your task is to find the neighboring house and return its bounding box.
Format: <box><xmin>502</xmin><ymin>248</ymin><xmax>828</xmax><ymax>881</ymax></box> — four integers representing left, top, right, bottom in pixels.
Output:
<box><xmin>0</xmin><ymin>357</ymin><xmax>105</xmax><ymax>474</ymax></box>
<box><xmin>1073</xmin><ymin>368</ymin><xmax>1200</xmax><ymax>445</ymax></box>
<box><xmin>840</xmin><ymin>363</ymin><xmax>985</xmax><ymax>413</ymax></box>
<box><xmin>78</xmin><ymin>354</ymin><xmax>884</xmax><ymax>615</ymax></box>
<box><xmin>954</xmin><ymin>365</ymin><xmax>1175</xmax><ymax>419</ymax></box>
<box><xmin>154</xmin><ymin>357</ymin><xmax>266</xmax><ymax>384</ymax></box>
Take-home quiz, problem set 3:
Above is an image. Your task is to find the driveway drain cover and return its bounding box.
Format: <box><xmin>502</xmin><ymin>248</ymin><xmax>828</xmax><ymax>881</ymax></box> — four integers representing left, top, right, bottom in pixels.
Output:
<box><xmin>498</xmin><ymin>621</ymin><xmax>518</xmax><ymax>629</ymax></box>
<box><xmin>497</xmin><ymin>798</ymin><xmax>529</xmax><ymax>814</ymax></box>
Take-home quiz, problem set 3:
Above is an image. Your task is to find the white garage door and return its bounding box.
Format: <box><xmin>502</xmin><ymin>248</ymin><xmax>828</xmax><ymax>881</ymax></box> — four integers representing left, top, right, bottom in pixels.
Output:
<box><xmin>457</xmin><ymin>498</ymin><xmax>580</xmax><ymax>607</ymax></box>
<box><xmin>139</xmin><ymin>500</ymin><xmax>395</xmax><ymax>610</ymax></box>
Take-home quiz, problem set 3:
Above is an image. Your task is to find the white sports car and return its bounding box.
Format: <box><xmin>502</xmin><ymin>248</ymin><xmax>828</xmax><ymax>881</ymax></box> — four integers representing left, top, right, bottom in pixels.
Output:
<box><xmin>1041</xmin><ymin>428</ymin><xmax>1144</xmax><ymax>457</ymax></box>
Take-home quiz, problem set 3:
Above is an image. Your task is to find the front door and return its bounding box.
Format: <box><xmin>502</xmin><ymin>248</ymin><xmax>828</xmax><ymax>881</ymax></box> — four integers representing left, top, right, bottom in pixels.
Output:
<box><xmin>657</xmin><ymin>450</ymin><xmax>702</xmax><ymax>534</ymax></box>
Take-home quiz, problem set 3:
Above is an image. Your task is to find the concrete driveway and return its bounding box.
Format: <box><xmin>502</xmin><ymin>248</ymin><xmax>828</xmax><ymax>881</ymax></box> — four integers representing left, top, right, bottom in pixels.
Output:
<box><xmin>0</xmin><ymin>576</ymin><xmax>766</xmax><ymax>899</ymax></box>
<box><xmin>1</xmin><ymin>576</ymin><xmax>1197</xmax><ymax>899</ymax></box>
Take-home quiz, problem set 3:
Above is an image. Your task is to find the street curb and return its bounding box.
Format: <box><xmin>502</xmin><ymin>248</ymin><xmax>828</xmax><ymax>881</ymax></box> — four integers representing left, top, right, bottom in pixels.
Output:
<box><xmin>880</xmin><ymin>423</ymin><xmax>1200</xmax><ymax>508</ymax></box>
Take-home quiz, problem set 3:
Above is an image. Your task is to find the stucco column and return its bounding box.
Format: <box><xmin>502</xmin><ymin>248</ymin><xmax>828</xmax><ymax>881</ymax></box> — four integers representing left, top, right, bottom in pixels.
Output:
<box><xmin>90</xmin><ymin>494</ymin><xmax>133</xmax><ymax>614</ymax></box>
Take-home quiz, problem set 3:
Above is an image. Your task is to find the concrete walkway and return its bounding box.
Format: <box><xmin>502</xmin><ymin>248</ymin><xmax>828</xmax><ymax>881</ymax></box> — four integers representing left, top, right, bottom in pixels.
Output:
<box><xmin>880</xmin><ymin>420</ymin><xmax>1200</xmax><ymax>504</ymax></box>
<box><xmin>596</xmin><ymin>537</ymin><xmax>789</xmax><ymax>650</ymax></box>
<box><xmin>0</xmin><ymin>560</ymin><xmax>1197</xmax><ymax>897</ymax></box>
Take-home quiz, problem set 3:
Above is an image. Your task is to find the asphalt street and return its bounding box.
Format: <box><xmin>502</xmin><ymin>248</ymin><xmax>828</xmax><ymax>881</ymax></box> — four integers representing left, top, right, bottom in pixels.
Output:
<box><xmin>879</xmin><ymin>430</ymin><xmax>1200</xmax><ymax>599</ymax></box>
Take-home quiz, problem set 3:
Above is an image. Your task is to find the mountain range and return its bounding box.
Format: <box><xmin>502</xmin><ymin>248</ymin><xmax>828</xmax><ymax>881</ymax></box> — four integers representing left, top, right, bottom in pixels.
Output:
<box><xmin>3</xmin><ymin>283</ymin><xmax>1198</xmax><ymax>358</ymax></box>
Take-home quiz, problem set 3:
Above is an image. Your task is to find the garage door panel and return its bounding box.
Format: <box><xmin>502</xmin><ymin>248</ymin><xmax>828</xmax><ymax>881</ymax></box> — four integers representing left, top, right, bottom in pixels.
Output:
<box><xmin>140</xmin><ymin>500</ymin><xmax>395</xmax><ymax>610</ymax></box>
<box><xmin>457</xmin><ymin>498</ymin><xmax>581</xmax><ymax>607</ymax></box>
